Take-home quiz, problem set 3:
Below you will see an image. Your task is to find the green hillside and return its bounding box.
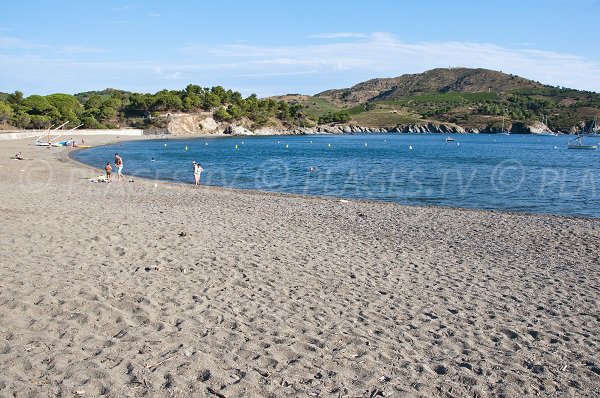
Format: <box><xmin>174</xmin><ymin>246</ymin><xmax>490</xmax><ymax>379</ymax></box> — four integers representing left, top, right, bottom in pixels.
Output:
<box><xmin>1</xmin><ymin>68</ymin><xmax>599</xmax><ymax>133</ymax></box>
<box><xmin>310</xmin><ymin>68</ymin><xmax>600</xmax><ymax>132</ymax></box>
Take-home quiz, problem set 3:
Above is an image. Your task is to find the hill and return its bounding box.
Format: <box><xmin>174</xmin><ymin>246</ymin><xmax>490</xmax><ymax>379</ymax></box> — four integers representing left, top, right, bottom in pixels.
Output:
<box><xmin>316</xmin><ymin>68</ymin><xmax>545</xmax><ymax>106</ymax></box>
<box><xmin>302</xmin><ymin>68</ymin><xmax>600</xmax><ymax>133</ymax></box>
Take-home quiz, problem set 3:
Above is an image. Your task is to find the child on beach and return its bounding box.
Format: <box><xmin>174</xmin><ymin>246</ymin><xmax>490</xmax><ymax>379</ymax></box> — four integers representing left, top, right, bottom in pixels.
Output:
<box><xmin>105</xmin><ymin>162</ymin><xmax>112</xmax><ymax>182</ymax></box>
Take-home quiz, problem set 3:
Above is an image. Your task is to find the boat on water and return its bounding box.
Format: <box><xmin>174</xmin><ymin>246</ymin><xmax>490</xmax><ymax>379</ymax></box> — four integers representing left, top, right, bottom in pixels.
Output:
<box><xmin>583</xmin><ymin>117</ymin><xmax>598</xmax><ymax>137</ymax></box>
<box><xmin>445</xmin><ymin>136</ymin><xmax>455</xmax><ymax>142</ymax></box>
<box><xmin>498</xmin><ymin>115</ymin><xmax>510</xmax><ymax>135</ymax></box>
<box><xmin>538</xmin><ymin>115</ymin><xmax>557</xmax><ymax>136</ymax></box>
<box><xmin>567</xmin><ymin>135</ymin><xmax>597</xmax><ymax>150</ymax></box>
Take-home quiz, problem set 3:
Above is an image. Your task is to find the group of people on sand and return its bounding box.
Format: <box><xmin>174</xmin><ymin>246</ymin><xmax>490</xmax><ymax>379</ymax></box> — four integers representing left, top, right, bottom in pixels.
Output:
<box><xmin>104</xmin><ymin>153</ymin><xmax>125</xmax><ymax>182</ymax></box>
<box><xmin>12</xmin><ymin>152</ymin><xmax>25</xmax><ymax>160</ymax></box>
<box><xmin>102</xmin><ymin>152</ymin><xmax>204</xmax><ymax>186</ymax></box>
<box><xmin>65</xmin><ymin>138</ymin><xmax>81</xmax><ymax>147</ymax></box>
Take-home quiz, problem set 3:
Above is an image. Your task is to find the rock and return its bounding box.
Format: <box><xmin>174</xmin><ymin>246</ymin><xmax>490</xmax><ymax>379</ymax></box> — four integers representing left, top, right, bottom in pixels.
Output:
<box><xmin>198</xmin><ymin>117</ymin><xmax>219</xmax><ymax>132</ymax></box>
<box><xmin>224</xmin><ymin>125</ymin><xmax>253</xmax><ymax>135</ymax></box>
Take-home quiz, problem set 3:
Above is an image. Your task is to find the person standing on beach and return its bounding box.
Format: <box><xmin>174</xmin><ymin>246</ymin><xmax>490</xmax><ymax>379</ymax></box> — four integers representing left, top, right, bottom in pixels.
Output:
<box><xmin>193</xmin><ymin>161</ymin><xmax>198</xmax><ymax>185</ymax></box>
<box><xmin>193</xmin><ymin>161</ymin><xmax>203</xmax><ymax>185</ymax></box>
<box><xmin>114</xmin><ymin>153</ymin><xmax>125</xmax><ymax>181</ymax></box>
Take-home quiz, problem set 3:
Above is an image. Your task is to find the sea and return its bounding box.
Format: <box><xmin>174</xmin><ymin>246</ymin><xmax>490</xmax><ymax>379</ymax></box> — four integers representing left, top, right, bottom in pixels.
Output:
<box><xmin>73</xmin><ymin>133</ymin><xmax>600</xmax><ymax>218</ymax></box>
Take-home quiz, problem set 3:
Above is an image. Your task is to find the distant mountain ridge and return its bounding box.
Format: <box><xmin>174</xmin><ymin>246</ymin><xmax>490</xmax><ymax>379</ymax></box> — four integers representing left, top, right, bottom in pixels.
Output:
<box><xmin>316</xmin><ymin>68</ymin><xmax>546</xmax><ymax>105</ymax></box>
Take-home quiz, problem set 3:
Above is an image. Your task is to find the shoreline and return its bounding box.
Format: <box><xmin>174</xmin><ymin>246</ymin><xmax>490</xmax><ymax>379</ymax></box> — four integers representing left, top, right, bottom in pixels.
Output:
<box><xmin>0</xmin><ymin>136</ymin><xmax>598</xmax><ymax>397</ymax></box>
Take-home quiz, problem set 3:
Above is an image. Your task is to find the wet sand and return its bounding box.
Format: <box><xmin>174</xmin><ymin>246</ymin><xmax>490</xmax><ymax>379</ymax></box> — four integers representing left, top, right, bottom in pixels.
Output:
<box><xmin>0</xmin><ymin>136</ymin><xmax>598</xmax><ymax>397</ymax></box>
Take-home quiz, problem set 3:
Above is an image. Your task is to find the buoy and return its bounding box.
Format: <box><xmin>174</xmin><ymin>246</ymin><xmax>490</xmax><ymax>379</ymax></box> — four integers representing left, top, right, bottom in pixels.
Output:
<box><xmin>235</xmin><ymin>144</ymin><xmax>238</xmax><ymax>149</ymax></box>
<box><xmin>364</xmin><ymin>143</ymin><xmax>368</xmax><ymax>147</ymax></box>
<box><xmin>409</xmin><ymin>145</ymin><xmax>413</xmax><ymax>150</ymax></box>
<box><xmin>384</xmin><ymin>139</ymin><xmax>387</xmax><ymax>143</ymax></box>
<box><xmin>277</xmin><ymin>141</ymin><xmax>280</xmax><ymax>144</ymax></box>
<box><xmin>285</xmin><ymin>144</ymin><xmax>289</xmax><ymax>149</ymax></box>
<box><xmin>310</xmin><ymin>140</ymin><xmax>313</xmax><ymax>144</ymax></box>
<box><xmin>241</xmin><ymin>141</ymin><xmax>244</xmax><ymax>145</ymax></box>
<box><xmin>205</xmin><ymin>142</ymin><xmax>208</xmax><ymax>146</ymax></box>
<box><xmin>164</xmin><ymin>143</ymin><xmax>167</xmax><ymax>147</ymax></box>
<box><xmin>554</xmin><ymin>146</ymin><xmax>558</xmax><ymax>149</ymax></box>
<box><xmin>457</xmin><ymin>142</ymin><xmax>460</xmax><ymax>146</ymax></box>
<box><xmin>328</xmin><ymin>143</ymin><xmax>331</xmax><ymax>148</ymax></box>
<box><xmin>185</xmin><ymin>146</ymin><xmax>188</xmax><ymax>151</ymax></box>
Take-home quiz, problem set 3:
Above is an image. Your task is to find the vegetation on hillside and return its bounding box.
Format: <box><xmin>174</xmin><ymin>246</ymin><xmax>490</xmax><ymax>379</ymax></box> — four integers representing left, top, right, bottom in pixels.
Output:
<box><xmin>0</xmin><ymin>85</ymin><xmax>312</xmax><ymax>131</ymax></box>
<box><xmin>312</xmin><ymin>68</ymin><xmax>600</xmax><ymax>132</ymax></box>
<box><xmin>1</xmin><ymin>68</ymin><xmax>599</xmax><ymax>133</ymax></box>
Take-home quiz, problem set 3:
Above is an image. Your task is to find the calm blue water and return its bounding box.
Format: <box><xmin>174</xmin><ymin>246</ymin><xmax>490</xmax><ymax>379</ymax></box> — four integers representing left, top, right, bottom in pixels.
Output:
<box><xmin>74</xmin><ymin>134</ymin><xmax>600</xmax><ymax>218</ymax></box>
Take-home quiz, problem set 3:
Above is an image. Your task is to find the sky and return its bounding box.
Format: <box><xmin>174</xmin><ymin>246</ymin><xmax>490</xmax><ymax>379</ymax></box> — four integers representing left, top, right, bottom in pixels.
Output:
<box><xmin>1</xmin><ymin>0</ymin><xmax>599</xmax><ymax>97</ymax></box>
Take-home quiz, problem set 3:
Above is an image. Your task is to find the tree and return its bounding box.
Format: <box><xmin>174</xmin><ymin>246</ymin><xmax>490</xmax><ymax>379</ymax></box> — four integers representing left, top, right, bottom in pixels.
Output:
<box><xmin>29</xmin><ymin>114</ymin><xmax>52</xmax><ymax>129</ymax></box>
<box><xmin>99</xmin><ymin>106</ymin><xmax>117</xmax><ymax>120</ymax></box>
<box><xmin>203</xmin><ymin>93</ymin><xmax>221</xmax><ymax>110</ymax></box>
<box><xmin>7</xmin><ymin>91</ymin><xmax>23</xmax><ymax>105</ymax></box>
<box><xmin>213</xmin><ymin>106</ymin><xmax>232</xmax><ymax>121</ymax></box>
<box><xmin>0</xmin><ymin>102</ymin><xmax>14</xmax><ymax>123</ymax></box>
<box><xmin>318</xmin><ymin>111</ymin><xmax>351</xmax><ymax>124</ymax></box>
<box><xmin>10</xmin><ymin>111</ymin><xmax>31</xmax><ymax>128</ymax></box>
<box><xmin>152</xmin><ymin>90</ymin><xmax>183</xmax><ymax>111</ymax></box>
<box><xmin>183</xmin><ymin>94</ymin><xmax>202</xmax><ymax>111</ymax></box>
<box><xmin>46</xmin><ymin>94</ymin><xmax>83</xmax><ymax>124</ymax></box>
<box><xmin>85</xmin><ymin>95</ymin><xmax>103</xmax><ymax>110</ymax></box>
<box><xmin>185</xmin><ymin>84</ymin><xmax>202</xmax><ymax>96</ymax></box>
<box><xmin>81</xmin><ymin>115</ymin><xmax>102</xmax><ymax>129</ymax></box>
<box><xmin>22</xmin><ymin>95</ymin><xmax>54</xmax><ymax>116</ymax></box>
<box><xmin>226</xmin><ymin>104</ymin><xmax>243</xmax><ymax>120</ymax></box>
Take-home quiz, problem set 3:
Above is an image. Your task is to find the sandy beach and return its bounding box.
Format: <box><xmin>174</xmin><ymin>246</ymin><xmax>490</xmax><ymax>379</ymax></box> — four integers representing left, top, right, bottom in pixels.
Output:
<box><xmin>0</xmin><ymin>136</ymin><xmax>598</xmax><ymax>397</ymax></box>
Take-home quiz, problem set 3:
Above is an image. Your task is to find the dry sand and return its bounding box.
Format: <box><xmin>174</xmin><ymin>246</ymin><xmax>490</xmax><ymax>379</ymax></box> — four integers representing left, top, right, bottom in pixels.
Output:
<box><xmin>0</xmin><ymin>136</ymin><xmax>598</xmax><ymax>397</ymax></box>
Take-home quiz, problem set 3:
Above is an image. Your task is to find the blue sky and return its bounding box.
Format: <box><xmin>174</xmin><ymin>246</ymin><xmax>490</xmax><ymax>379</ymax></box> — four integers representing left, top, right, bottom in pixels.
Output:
<box><xmin>1</xmin><ymin>0</ymin><xmax>599</xmax><ymax>96</ymax></box>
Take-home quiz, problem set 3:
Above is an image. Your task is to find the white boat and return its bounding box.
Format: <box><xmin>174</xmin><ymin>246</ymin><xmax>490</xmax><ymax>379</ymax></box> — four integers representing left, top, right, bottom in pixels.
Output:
<box><xmin>583</xmin><ymin>118</ymin><xmax>598</xmax><ymax>137</ymax></box>
<box><xmin>567</xmin><ymin>135</ymin><xmax>597</xmax><ymax>150</ymax></box>
<box><xmin>539</xmin><ymin>116</ymin><xmax>557</xmax><ymax>136</ymax></box>
<box><xmin>498</xmin><ymin>115</ymin><xmax>510</xmax><ymax>135</ymax></box>
<box><xmin>445</xmin><ymin>136</ymin><xmax>455</xmax><ymax>142</ymax></box>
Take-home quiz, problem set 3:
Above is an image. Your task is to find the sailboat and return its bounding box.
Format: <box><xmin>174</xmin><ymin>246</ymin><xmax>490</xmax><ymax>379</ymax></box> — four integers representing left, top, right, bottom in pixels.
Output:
<box><xmin>34</xmin><ymin>121</ymin><xmax>69</xmax><ymax>146</ymax></box>
<box><xmin>567</xmin><ymin>134</ymin><xmax>597</xmax><ymax>150</ymax></box>
<box><xmin>539</xmin><ymin>115</ymin><xmax>557</xmax><ymax>136</ymax></box>
<box><xmin>34</xmin><ymin>122</ymin><xmax>82</xmax><ymax>146</ymax></box>
<box><xmin>583</xmin><ymin>118</ymin><xmax>598</xmax><ymax>137</ymax></box>
<box><xmin>498</xmin><ymin>115</ymin><xmax>510</xmax><ymax>135</ymax></box>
